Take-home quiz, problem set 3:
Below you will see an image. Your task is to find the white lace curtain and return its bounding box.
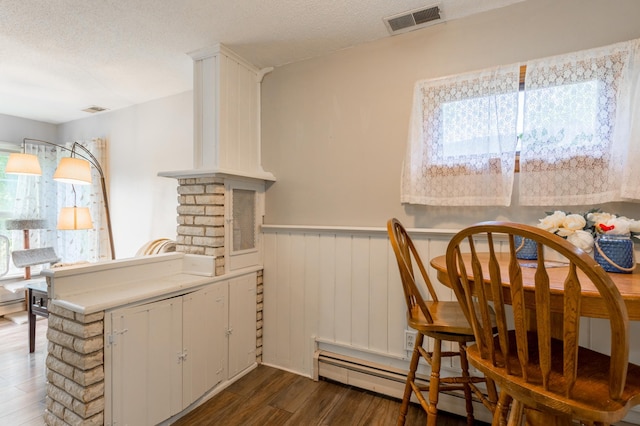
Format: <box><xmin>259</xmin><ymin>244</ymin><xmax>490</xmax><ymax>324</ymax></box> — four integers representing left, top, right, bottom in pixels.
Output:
<box><xmin>402</xmin><ymin>38</ymin><xmax>640</xmax><ymax>206</ymax></box>
<box><xmin>401</xmin><ymin>65</ymin><xmax>520</xmax><ymax>206</ymax></box>
<box><xmin>13</xmin><ymin>138</ymin><xmax>108</xmax><ymax>263</ymax></box>
<box><xmin>520</xmin><ymin>38</ymin><xmax>640</xmax><ymax>205</ymax></box>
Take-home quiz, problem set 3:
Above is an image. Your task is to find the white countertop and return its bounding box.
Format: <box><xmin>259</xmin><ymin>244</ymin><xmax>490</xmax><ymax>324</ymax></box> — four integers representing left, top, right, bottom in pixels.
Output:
<box><xmin>42</xmin><ymin>252</ymin><xmax>259</xmax><ymax>314</ymax></box>
<box><xmin>51</xmin><ymin>272</ymin><xmax>216</xmax><ymax>314</ymax></box>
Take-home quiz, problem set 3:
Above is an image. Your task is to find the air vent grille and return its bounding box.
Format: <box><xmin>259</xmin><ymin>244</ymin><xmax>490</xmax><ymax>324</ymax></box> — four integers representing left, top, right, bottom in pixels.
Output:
<box><xmin>384</xmin><ymin>4</ymin><xmax>442</xmax><ymax>35</ymax></box>
<box><xmin>82</xmin><ymin>105</ymin><xmax>109</xmax><ymax>114</ymax></box>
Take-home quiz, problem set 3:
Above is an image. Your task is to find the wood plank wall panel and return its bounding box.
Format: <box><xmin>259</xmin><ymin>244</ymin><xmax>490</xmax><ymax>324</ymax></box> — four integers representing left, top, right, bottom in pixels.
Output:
<box><xmin>262</xmin><ymin>227</ymin><xmax>463</xmax><ymax>377</ymax></box>
<box><xmin>262</xmin><ymin>227</ymin><xmax>640</xmax><ymax>378</ymax></box>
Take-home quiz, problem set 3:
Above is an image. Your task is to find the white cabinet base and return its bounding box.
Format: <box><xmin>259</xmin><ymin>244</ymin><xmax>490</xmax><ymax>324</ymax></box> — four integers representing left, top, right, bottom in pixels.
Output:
<box><xmin>104</xmin><ymin>272</ymin><xmax>257</xmax><ymax>426</ymax></box>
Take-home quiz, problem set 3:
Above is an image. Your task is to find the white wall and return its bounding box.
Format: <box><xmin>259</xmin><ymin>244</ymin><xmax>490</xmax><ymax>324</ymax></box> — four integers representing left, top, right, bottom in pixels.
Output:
<box><xmin>58</xmin><ymin>91</ymin><xmax>193</xmax><ymax>258</ymax></box>
<box><xmin>261</xmin><ymin>0</ymin><xmax>640</xmax><ymax>228</ymax></box>
<box><xmin>0</xmin><ymin>114</ymin><xmax>57</xmax><ymax>146</ymax></box>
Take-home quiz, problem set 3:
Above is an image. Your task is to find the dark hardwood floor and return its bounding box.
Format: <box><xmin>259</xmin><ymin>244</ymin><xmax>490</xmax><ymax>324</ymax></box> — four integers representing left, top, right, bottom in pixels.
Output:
<box><xmin>172</xmin><ymin>364</ymin><xmax>482</xmax><ymax>426</ymax></box>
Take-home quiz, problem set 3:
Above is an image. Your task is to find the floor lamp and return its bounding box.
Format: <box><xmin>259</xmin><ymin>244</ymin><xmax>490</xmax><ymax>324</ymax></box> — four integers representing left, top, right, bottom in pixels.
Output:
<box><xmin>5</xmin><ymin>138</ymin><xmax>115</xmax><ymax>260</ymax></box>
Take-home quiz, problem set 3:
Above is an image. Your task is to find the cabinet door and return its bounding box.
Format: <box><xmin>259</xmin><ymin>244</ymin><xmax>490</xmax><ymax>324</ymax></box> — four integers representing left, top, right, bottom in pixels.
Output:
<box><xmin>109</xmin><ymin>297</ymin><xmax>183</xmax><ymax>426</ymax></box>
<box><xmin>228</xmin><ymin>273</ymin><xmax>257</xmax><ymax>378</ymax></box>
<box><xmin>182</xmin><ymin>282</ymin><xmax>228</xmax><ymax>407</ymax></box>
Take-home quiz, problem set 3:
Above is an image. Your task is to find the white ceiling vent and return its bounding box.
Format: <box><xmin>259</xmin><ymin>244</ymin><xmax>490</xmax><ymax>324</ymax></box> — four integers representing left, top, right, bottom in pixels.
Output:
<box><xmin>384</xmin><ymin>4</ymin><xmax>443</xmax><ymax>35</ymax></box>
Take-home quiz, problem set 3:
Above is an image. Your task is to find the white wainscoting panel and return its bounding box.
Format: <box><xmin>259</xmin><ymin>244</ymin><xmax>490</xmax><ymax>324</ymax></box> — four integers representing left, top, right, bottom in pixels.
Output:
<box><xmin>262</xmin><ymin>225</ymin><xmax>640</xmax><ymax>423</ymax></box>
<box><xmin>262</xmin><ymin>225</ymin><xmax>463</xmax><ymax>377</ymax></box>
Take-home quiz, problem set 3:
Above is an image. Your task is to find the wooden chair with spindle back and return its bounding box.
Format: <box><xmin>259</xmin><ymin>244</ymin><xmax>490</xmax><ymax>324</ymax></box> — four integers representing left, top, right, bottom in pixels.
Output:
<box><xmin>445</xmin><ymin>221</ymin><xmax>640</xmax><ymax>425</ymax></box>
<box><xmin>387</xmin><ymin>218</ymin><xmax>498</xmax><ymax>426</ymax></box>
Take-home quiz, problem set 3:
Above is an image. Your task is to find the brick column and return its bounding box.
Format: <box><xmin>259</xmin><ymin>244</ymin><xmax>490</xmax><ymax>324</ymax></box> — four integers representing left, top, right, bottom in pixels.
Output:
<box><xmin>176</xmin><ymin>177</ymin><xmax>226</xmax><ymax>275</ymax></box>
<box><xmin>44</xmin><ymin>304</ymin><xmax>105</xmax><ymax>426</ymax></box>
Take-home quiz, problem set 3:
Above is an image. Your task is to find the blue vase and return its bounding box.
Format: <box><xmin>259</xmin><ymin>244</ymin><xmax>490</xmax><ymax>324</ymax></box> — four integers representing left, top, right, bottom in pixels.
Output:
<box><xmin>515</xmin><ymin>235</ymin><xmax>537</xmax><ymax>260</ymax></box>
<box><xmin>594</xmin><ymin>234</ymin><xmax>635</xmax><ymax>274</ymax></box>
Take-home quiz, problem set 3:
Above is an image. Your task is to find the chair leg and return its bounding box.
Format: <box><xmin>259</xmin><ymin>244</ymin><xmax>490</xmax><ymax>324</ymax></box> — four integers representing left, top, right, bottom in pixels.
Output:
<box><xmin>507</xmin><ymin>399</ymin><xmax>524</xmax><ymax>425</ymax></box>
<box><xmin>458</xmin><ymin>343</ymin><xmax>475</xmax><ymax>426</ymax></box>
<box><xmin>426</xmin><ymin>338</ymin><xmax>442</xmax><ymax>426</ymax></box>
<box><xmin>492</xmin><ymin>390</ymin><xmax>512</xmax><ymax>426</ymax></box>
<box><xmin>398</xmin><ymin>332</ymin><xmax>424</xmax><ymax>426</ymax></box>
<box><xmin>485</xmin><ymin>377</ymin><xmax>499</xmax><ymax>410</ymax></box>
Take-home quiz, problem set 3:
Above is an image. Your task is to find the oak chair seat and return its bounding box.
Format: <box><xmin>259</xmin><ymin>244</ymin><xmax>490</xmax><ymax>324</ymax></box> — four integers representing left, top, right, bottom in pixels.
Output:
<box><xmin>471</xmin><ymin>331</ymin><xmax>640</xmax><ymax>424</ymax></box>
<box><xmin>408</xmin><ymin>302</ymin><xmax>492</xmax><ymax>337</ymax></box>
<box><xmin>446</xmin><ymin>222</ymin><xmax>640</xmax><ymax>425</ymax></box>
<box><xmin>387</xmin><ymin>218</ymin><xmax>497</xmax><ymax>426</ymax></box>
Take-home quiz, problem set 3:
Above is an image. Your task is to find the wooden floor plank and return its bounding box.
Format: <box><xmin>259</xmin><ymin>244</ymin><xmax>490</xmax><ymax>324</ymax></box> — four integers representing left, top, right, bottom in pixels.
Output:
<box><xmin>355</xmin><ymin>395</ymin><xmax>404</xmax><ymax>426</ymax></box>
<box><xmin>175</xmin><ymin>390</ymin><xmax>246</xmax><ymax>425</ymax></box>
<box><xmin>318</xmin><ymin>386</ymin><xmax>377</xmax><ymax>425</ymax></box>
<box><xmin>282</xmin><ymin>379</ymin><xmax>349</xmax><ymax>425</ymax></box>
<box><xmin>268</xmin><ymin>372</ymin><xmax>325</xmax><ymax>412</ymax></box>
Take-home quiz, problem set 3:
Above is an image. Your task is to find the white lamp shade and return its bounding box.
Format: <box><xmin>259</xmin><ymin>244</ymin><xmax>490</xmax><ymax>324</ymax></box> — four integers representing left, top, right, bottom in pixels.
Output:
<box><xmin>54</xmin><ymin>157</ymin><xmax>92</xmax><ymax>184</ymax></box>
<box><xmin>57</xmin><ymin>207</ymin><xmax>93</xmax><ymax>230</ymax></box>
<box><xmin>5</xmin><ymin>153</ymin><xmax>42</xmax><ymax>175</ymax></box>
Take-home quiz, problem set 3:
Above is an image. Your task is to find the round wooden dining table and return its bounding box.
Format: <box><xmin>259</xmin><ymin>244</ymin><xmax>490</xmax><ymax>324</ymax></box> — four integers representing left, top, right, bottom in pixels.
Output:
<box><xmin>430</xmin><ymin>253</ymin><xmax>640</xmax><ymax>321</ymax></box>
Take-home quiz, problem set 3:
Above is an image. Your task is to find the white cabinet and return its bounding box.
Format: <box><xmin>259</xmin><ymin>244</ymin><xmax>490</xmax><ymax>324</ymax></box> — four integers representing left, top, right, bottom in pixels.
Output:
<box><xmin>104</xmin><ymin>272</ymin><xmax>256</xmax><ymax>426</ymax></box>
<box><xmin>181</xmin><ymin>281</ymin><xmax>227</xmax><ymax>407</ymax></box>
<box><xmin>227</xmin><ymin>273</ymin><xmax>258</xmax><ymax>377</ymax></box>
<box><xmin>108</xmin><ymin>296</ymin><xmax>184</xmax><ymax>426</ymax></box>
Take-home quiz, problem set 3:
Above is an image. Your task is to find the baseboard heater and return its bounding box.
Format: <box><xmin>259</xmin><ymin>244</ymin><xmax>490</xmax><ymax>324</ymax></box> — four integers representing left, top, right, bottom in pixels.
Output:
<box><xmin>313</xmin><ymin>350</ymin><xmax>493</xmax><ymax>423</ymax></box>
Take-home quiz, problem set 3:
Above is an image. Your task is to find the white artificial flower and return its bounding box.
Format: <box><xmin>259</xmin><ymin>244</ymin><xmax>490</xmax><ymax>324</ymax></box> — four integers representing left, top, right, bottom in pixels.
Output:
<box><xmin>606</xmin><ymin>217</ymin><xmax>631</xmax><ymax>235</ymax></box>
<box><xmin>587</xmin><ymin>212</ymin><xmax>615</xmax><ymax>230</ymax></box>
<box><xmin>556</xmin><ymin>214</ymin><xmax>587</xmax><ymax>237</ymax></box>
<box><xmin>562</xmin><ymin>214</ymin><xmax>586</xmax><ymax>231</ymax></box>
<box><xmin>556</xmin><ymin>227</ymin><xmax>576</xmax><ymax>237</ymax></box>
<box><xmin>537</xmin><ymin>211</ymin><xmax>566</xmax><ymax>233</ymax></box>
<box><xmin>567</xmin><ymin>230</ymin><xmax>595</xmax><ymax>253</ymax></box>
<box><xmin>620</xmin><ymin>217</ymin><xmax>640</xmax><ymax>233</ymax></box>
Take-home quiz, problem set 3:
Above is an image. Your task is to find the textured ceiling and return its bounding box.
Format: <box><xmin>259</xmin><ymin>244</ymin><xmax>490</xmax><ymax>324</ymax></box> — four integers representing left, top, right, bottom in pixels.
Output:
<box><xmin>0</xmin><ymin>0</ymin><xmax>524</xmax><ymax>124</ymax></box>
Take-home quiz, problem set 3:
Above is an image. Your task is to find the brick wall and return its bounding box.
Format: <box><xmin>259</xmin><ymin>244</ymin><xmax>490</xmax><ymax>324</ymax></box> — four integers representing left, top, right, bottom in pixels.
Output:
<box><xmin>176</xmin><ymin>176</ymin><xmax>226</xmax><ymax>275</ymax></box>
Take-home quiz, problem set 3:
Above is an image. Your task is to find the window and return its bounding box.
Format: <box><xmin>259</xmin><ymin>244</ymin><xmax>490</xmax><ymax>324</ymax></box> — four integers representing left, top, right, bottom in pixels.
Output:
<box><xmin>0</xmin><ymin>146</ymin><xmax>19</xmax><ymax>220</ymax></box>
<box><xmin>441</xmin><ymin>93</ymin><xmax>519</xmax><ymax>159</ymax></box>
<box><xmin>0</xmin><ymin>142</ymin><xmax>23</xmax><ymax>277</ymax></box>
<box><xmin>519</xmin><ymin>40</ymin><xmax>636</xmax><ymax>205</ymax></box>
<box><xmin>401</xmin><ymin>65</ymin><xmax>520</xmax><ymax>206</ymax></box>
<box><xmin>402</xmin><ymin>38</ymin><xmax>640</xmax><ymax>206</ymax></box>
<box><xmin>4</xmin><ymin>139</ymin><xmax>109</xmax><ymax>268</ymax></box>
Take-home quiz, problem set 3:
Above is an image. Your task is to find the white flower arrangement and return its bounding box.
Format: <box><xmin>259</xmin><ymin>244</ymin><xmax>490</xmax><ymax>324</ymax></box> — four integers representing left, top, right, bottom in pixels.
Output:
<box><xmin>586</xmin><ymin>211</ymin><xmax>640</xmax><ymax>236</ymax></box>
<box><xmin>536</xmin><ymin>209</ymin><xmax>640</xmax><ymax>253</ymax></box>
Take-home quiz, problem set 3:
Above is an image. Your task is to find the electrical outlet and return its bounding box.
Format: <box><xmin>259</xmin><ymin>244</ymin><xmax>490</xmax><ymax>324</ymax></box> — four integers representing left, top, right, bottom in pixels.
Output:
<box><xmin>404</xmin><ymin>330</ymin><xmax>417</xmax><ymax>351</ymax></box>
